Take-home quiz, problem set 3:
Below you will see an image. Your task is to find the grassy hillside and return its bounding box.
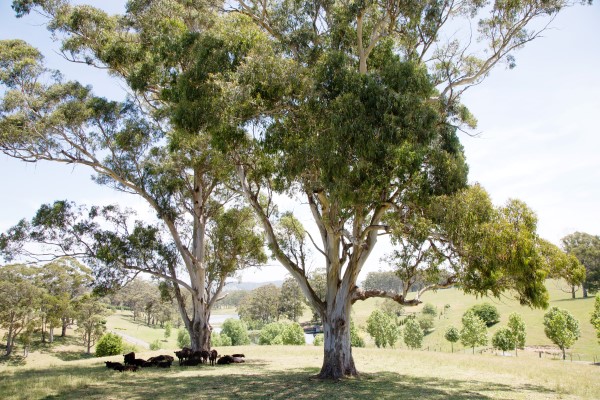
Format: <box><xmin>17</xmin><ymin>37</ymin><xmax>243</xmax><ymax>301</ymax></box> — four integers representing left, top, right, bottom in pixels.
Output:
<box><xmin>1</xmin><ymin>345</ymin><xmax>598</xmax><ymax>399</ymax></box>
<box><xmin>350</xmin><ymin>280</ymin><xmax>599</xmax><ymax>361</ymax></box>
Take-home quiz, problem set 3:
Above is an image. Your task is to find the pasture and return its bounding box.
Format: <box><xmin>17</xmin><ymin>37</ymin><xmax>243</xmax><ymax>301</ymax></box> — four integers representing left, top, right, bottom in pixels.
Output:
<box><xmin>1</xmin><ymin>280</ymin><xmax>599</xmax><ymax>399</ymax></box>
<box><xmin>0</xmin><ymin>345</ymin><xmax>599</xmax><ymax>399</ymax></box>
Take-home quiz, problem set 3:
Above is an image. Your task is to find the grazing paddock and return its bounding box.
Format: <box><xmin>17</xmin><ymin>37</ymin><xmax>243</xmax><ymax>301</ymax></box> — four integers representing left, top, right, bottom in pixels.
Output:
<box><xmin>0</xmin><ymin>346</ymin><xmax>598</xmax><ymax>399</ymax></box>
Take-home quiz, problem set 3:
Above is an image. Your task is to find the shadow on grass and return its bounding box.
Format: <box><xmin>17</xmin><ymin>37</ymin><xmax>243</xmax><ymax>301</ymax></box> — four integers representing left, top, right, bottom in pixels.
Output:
<box><xmin>52</xmin><ymin>351</ymin><xmax>95</xmax><ymax>362</ymax></box>
<box><xmin>1</xmin><ymin>361</ymin><xmax>558</xmax><ymax>400</ymax></box>
<box><xmin>26</xmin><ymin>335</ymin><xmax>83</xmax><ymax>355</ymax></box>
<box><xmin>0</xmin><ymin>354</ymin><xmax>26</xmax><ymax>366</ymax></box>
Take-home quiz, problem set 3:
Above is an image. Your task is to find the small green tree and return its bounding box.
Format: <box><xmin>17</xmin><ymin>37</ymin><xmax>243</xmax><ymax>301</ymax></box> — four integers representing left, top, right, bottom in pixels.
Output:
<box><xmin>177</xmin><ymin>328</ymin><xmax>191</xmax><ymax>349</ymax></box>
<box><xmin>366</xmin><ymin>310</ymin><xmax>400</xmax><ymax>348</ymax></box>
<box><xmin>95</xmin><ymin>333</ymin><xmax>124</xmax><ymax>357</ymax></box>
<box><xmin>75</xmin><ymin>295</ymin><xmax>108</xmax><ymax>354</ymax></box>
<box><xmin>444</xmin><ymin>326</ymin><xmax>460</xmax><ymax>353</ymax></box>
<box><xmin>492</xmin><ymin>328</ymin><xmax>515</xmax><ymax>356</ymax></box>
<box><xmin>164</xmin><ymin>322</ymin><xmax>172</xmax><ymax>340</ymax></box>
<box><xmin>403</xmin><ymin>318</ymin><xmax>424</xmax><ymax>350</ymax></box>
<box><xmin>282</xmin><ymin>323</ymin><xmax>305</xmax><ymax>345</ymax></box>
<box><xmin>237</xmin><ymin>284</ymin><xmax>281</xmax><ymax>329</ymax></box>
<box><xmin>279</xmin><ymin>277</ymin><xmax>305</xmax><ymax>322</ymax></box>
<box><xmin>591</xmin><ymin>294</ymin><xmax>600</xmax><ymax>343</ymax></box>
<box><xmin>543</xmin><ymin>307</ymin><xmax>580</xmax><ymax>360</ymax></box>
<box><xmin>468</xmin><ymin>303</ymin><xmax>500</xmax><ymax>327</ymax></box>
<box><xmin>507</xmin><ymin>313</ymin><xmax>527</xmax><ymax>356</ymax></box>
<box><xmin>221</xmin><ymin>318</ymin><xmax>251</xmax><ymax>346</ymax></box>
<box><xmin>460</xmin><ymin>311</ymin><xmax>488</xmax><ymax>354</ymax></box>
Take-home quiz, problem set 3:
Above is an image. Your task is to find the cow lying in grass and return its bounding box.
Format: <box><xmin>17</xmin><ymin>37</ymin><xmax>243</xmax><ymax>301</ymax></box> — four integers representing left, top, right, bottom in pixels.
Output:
<box><xmin>105</xmin><ymin>361</ymin><xmax>137</xmax><ymax>372</ymax></box>
<box><xmin>217</xmin><ymin>355</ymin><xmax>245</xmax><ymax>365</ymax></box>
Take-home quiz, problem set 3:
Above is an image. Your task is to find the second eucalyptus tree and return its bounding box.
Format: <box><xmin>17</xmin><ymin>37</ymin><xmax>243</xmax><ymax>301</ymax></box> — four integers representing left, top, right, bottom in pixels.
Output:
<box><xmin>0</xmin><ymin>1</ymin><xmax>266</xmax><ymax>351</ymax></box>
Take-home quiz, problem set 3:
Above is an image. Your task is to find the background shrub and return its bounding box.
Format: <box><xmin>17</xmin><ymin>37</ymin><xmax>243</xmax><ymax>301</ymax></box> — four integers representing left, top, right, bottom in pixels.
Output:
<box><xmin>149</xmin><ymin>339</ymin><xmax>161</xmax><ymax>350</ymax></box>
<box><xmin>313</xmin><ymin>333</ymin><xmax>324</xmax><ymax>346</ymax></box>
<box><xmin>468</xmin><ymin>303</ymin><xmax>500</xmax><ymax>327</ymax></box>
<box><xmin>282</xmin><ymin>322</ymin><xmax>305</xmax><ymax>345</ymax></box>
<box><xmin>221</xmin><ymin>319</ymin><xmax>251</xmax><ymax>346</ymax></box>
<box><xmin>177</xmin><ymin>329</ymin><xmax>191</xmax><ymax>349</ymax></box>
<box><xmin>95</xmin><ymin>333</ymin><xmax>124</xmax><ymax>357</ymax></box>
<box><xmin>259</xmin><ymin>322</ymin><xmax>286</xmax><ymax>345</ymax></box>
<box><xmin>211</xmin><ymin>332</ymin><xmax>232</xmax><ymax>346</ymax></box>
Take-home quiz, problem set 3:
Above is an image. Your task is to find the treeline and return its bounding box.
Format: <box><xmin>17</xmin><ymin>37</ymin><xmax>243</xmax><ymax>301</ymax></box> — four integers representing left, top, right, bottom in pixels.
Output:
<box><xmin>105</xmin><ymin>279</ymin><xmax>181</xmax><ymax>328</ymax></box>
<box><xmin>0</xmin><ymin>258</ymin><xmax>106</xmax><ymax>356</ymax></box>
<box><xmin>0</xmin><ymin>259</ymin><xmax>186</xmax><ymax>357</ymax></box>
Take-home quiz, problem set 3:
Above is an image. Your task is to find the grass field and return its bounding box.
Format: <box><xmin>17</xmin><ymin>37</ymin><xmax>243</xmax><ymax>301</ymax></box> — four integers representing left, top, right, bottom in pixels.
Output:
<box><xmin>350</xmin><ymin>280</ymin><xmax>600</xmax><ymax>361</ymax></box>
<box><xmin>1</xmin><ymin>345</ymin><xmax>598</xmax><ymax>399</ymax></box>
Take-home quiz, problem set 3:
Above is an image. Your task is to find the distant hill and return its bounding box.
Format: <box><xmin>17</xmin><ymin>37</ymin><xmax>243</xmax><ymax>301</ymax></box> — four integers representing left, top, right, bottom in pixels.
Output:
<box><xmin>224</xmin><ymin>280</ymin><xmax>284</xmax><ymax>292</ymax></box>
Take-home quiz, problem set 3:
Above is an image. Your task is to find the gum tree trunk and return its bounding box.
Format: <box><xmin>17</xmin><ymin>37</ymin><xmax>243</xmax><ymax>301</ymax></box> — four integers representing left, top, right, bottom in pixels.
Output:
<box><xmin>318</xmin><ymin>296</ymin><xmax>357</xmax><ymax>379</ymax></box>
<box><xmin>185</xmin><ymin>293</ymin><xmax>212</xmax><ymax>351</ymax></box>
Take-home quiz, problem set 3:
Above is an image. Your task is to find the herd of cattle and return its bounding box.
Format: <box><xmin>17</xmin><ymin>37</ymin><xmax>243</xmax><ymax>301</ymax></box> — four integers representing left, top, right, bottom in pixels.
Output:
<box><xmin>104</xmin><ymin>349</ymin><xmax>246</xmax><ymax>372</ymax></box>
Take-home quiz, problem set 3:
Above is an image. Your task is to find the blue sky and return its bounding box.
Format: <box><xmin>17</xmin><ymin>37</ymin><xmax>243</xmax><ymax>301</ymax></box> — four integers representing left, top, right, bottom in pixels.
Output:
<box><xmin>1</xmin><ymin>2</ymin><xmax>599</xmax><ymax>282</ymax></box>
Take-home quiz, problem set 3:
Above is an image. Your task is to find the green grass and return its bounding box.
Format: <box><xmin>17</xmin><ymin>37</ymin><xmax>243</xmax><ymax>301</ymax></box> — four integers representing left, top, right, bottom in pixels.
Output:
<box><xmin>106</xmin><ymin>311</ymin><xmax>181</xmax><ymax>349</ymax></box>
<box><xmin>0</xmin><ymin>345</ymin><xmax>598</xmax><ymax>399</ymax></box>
<box><xmin>350</xmin><ymin>280</ymin><xmax>600</xmax><ymax>361</ymax></box>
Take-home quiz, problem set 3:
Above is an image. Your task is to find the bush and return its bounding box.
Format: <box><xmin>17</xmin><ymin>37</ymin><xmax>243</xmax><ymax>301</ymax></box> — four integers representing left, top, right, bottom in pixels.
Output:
<box><xmin>149</xmin><ymin>339</ymin><xmax>161</xmax><ymax>350</ymax></box>
<box><xmin>313</xmin><ymin>333</ymin><xmax>324</xmax><ymax>346</ymax></box>
<box><xmin>422</xmin><ymin>303</ymin><xmax>437</xmax><ymax>317</ymax></box>
<box><xmin>211</xmin><ymin>332</ymin><xmax>232</xmax><ymax>346</ymax></box>
<box><xmin>418</xmin><ymin>315</ymin><xmax>435</xmax><ymax>333</ymax></box>
<box><xmin>259</xmin><ymin>322</ymin><xmax>286</xmax><ymax>345</ymax></box>
<box><xmin>221</xmin><ymin>319</ymin><xmax>251</xmax><ymax>346</ymax></box>
<box><xmin>350</xmin><ymin>321</ymin><xmax>365</xmax><ymax>348</ymax></box>
<box><xmin>468</xmin><ymin>303</ymin><xmax>500</xmax><ymax>327</ymax></box>
<box><xmin>282</xmin><ymin>322</ymin><xmax>305</xmax><ymax>345</ymax></box>
<box><xmin>177</xmin><ymin>329</ymin><xmax>191</xmax><ymax>349</ymax></box>
<box><xmin>381</xmin><ymin>299</ymin><xmax>404</xmax><ymax>317</ymax></box>
<box><xmin>95</xmin><ymin>333</ymin><xmax>124</xmax><ymax>357</ymax></box>
<box><xmin>122</xmin><ymin>342</ymin><xmax>139</xmax><ymax>354</ymax></box>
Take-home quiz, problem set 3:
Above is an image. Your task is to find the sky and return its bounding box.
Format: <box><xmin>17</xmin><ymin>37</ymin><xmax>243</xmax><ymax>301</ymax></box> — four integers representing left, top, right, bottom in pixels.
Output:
<box><xmin>0</xmin><ymin>2</ymin><xmax>599</xmax><ymax>283</ymax></box>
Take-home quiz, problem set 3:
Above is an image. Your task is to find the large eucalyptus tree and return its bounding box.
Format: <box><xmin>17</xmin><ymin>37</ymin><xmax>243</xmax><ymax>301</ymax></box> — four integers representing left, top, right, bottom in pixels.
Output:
<box><xmin>217</xmin><ymin>0</ymin><xmax>589</xmax><ymax>378</ymax></box>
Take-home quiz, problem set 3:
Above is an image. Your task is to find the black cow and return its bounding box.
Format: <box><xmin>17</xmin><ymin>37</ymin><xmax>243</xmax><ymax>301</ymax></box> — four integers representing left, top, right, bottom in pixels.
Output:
<box><xmin>209</xmin><ymin>349</ymin><xmax>218</xmax><ymax>366</ymax></box>
<box><xmin>105</xmin><ymin>361</ymin><xmax>123</xmax><ymax>369</ymax></box>
<box><xmin>175</xmin><ymin>347</ymin><xmax>192</xmax><ymax>365</ymax></box>
<box><xmin>217</xmin><ymin>355</ymin><xmax>235</xmax><ymax>365</ymax></box>
<box><xmin>123</xmin><ymin>352</ymin><xmax>136</xmax><ymax>366</ymax></box>
<box><xmin>114</xmin><ymin>365</ymin><xmax>139</xmax><ymax>372</ymax></box>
